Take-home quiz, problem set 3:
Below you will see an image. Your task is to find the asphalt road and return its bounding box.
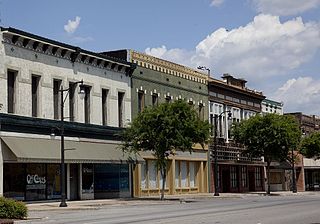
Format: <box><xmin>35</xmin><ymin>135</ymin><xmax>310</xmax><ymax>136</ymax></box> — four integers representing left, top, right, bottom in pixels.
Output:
<box><xmin>19</xmin><ymin>195</ymin><xmax>320</xmax><ymax>224</ymax></box>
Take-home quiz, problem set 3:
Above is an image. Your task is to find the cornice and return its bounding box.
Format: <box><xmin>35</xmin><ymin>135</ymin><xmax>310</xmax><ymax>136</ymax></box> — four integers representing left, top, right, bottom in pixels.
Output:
<box><xmin>209</xmin><ymin>78</ymin><xmax>265</xmax><ymax>100</ymax></box>
<box><xmin>129</xmin><ymin>50</ymin><xmax>208</xmax><ymax>84</ymax></box>
<box><xmin>1</xmin><ymin>27</ymin><xmax>135</xmax><ymax>76</ymax></box>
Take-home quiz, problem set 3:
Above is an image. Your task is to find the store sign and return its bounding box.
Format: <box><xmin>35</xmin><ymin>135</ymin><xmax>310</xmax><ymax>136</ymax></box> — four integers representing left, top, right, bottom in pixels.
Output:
<box><xmin>27</xmin><ymin>174</ymin><xmax>46</xmax><ymax>184</ymax></box>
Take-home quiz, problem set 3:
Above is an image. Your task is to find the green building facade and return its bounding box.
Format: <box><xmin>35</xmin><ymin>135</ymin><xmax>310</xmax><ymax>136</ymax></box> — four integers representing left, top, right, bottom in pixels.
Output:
<box><xmin>104</xmin><ymin>49</ymin><xmax>210</xmax><ymax>196</ymax></box>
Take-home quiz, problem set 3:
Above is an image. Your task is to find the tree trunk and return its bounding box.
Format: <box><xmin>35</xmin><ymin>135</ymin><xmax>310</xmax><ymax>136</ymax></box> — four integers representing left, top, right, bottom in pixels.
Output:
<box><xmin>266</xmin><ymin>160</ymin><xmax>271</xmax><ymax>195</ymax></box>
<box><xmin>160</xmin><ymin>167</ymin><xmax>166</xmax><ymax>200</ymax></box>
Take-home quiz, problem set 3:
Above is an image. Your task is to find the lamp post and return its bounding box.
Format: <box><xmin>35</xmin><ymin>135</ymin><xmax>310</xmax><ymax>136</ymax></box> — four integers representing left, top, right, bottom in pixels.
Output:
<box><xmin>58</xmin><ymin>80</ymin><xmax>85</xmax><ymax>207</ymax></box>
<box><xmin>291</xmin><ymin>147</ymin><xmax>297</xmax><ymax>193</ymax></box>
<box><xmin>197</xmin><ymin>66</ymin><xmax>210</xmax><ymax>76</ymax></box>
<box><xmin>213</xmin><ymin>110</ymin><xmax>232</xmax><ymax>196</ymax></box>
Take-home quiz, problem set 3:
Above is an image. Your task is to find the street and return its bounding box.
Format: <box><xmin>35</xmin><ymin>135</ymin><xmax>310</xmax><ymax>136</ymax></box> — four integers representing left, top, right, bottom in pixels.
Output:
<box><xmin>19</xmin><ymin>194</ymin><xmax>320</xmax><ymax>224</ymax></box>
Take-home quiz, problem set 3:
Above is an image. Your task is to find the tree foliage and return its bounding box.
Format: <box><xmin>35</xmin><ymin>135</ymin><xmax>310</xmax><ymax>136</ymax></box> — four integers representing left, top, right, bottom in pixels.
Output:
<box><xmin>121</xmin><ymin>100</ymin><xmax>210</xmax><ymax>199</ymax></box>
<box><xmin>300</xmin><ymin>132</ymin><xmax>320</xmax><ymax>159</ymax></box>
<box><xmin>232</xmin><ymin>113</ymin><xmax>301</xmax><ymax>194</ymax></box>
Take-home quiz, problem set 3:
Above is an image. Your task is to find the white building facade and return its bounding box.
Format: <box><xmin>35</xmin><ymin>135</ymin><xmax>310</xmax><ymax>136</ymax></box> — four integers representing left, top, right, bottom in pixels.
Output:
<box><xmin>0</xmin><ymin>27</ymin><xmax>137</xmax><ymax>201</ymax></box>
<box><xmin>261</xmin><ymin>99</ymin><xmax>283</xmax><ymax>115</ymax></box>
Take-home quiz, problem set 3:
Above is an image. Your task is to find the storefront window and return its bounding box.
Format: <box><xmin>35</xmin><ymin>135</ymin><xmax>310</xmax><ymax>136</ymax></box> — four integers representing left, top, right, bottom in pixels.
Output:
<box><xmin>241</xmin><ymin>166</ymin><xmax>247</xmax><ymax>188</ymax></box>
<box><xmin>94</xmin><ymin>164</ymin><xmax>120</xmax><ymax>198</ymax></box>
<box><xmin>255</xmin><ymin>167</ymin><xmax>262</xmax><ymax>187</ymax></box>
<box><xmin>190</xmin><ymin>162</ymin><xmax>195</xmax><ymax>187</ymax></box>
<box><xmin>46</xmin><ymin>164</ymin><xmax>61</xmax><ymax>199</ymax></box>
<box><xmin>120</xmin><ymin>164</ymin><xmax>129</xmax><ymax>192</ymax></box>
<box><xmin>82</xmin><ymin>164</ymin><xmax>94</xmax><ymax>194</ymax></box>
<box><xmin>141</xmin><ymin>162</ymin><xmax>147</xmax><ymax>189</ymax></box>
<box><xmin>26</xmin><ymin>164</ymin><xmax>46</xmax><ymax>201</ymax></box>
<box><xmin>4</xmin><ymin>164</ymin><xmax>25</xmax><ymax>200</ymax></box>
<box><xmin>175</xmin><ymin>161</ymin><xmax>180</xmax><ymax>188</ymax></box>
<box><xmin>181</xmin><ymin>161</ymin><xmax>188</xmax><ymax>187</ymax></box>
<box><xmin>230</xmin><ymin>166</ymin><xmax>238</xmax><ymax>188</ymax></box>
<box><xmin>148</xmin><ymin>161</ymin><xmax>157</xmax><ymax>189</ymax></box>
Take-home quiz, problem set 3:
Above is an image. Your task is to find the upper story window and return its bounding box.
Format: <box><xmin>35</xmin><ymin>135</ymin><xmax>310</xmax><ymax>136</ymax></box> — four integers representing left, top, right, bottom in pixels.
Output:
<box><xmin>231</xmin><ymin>107</ymin><xmax>241</xmax><ymax>123</ymax></box>
<box><xmin>198</xmin><ymin>103</ymin><xmax>205</xmax><ymax>121</ymax></box>
<box><xmin>138</xmin><ymin>91</ymin><xmax>145</xmax><ymax>113</ymax></box>
<box><xmin>243</xmin><ymin>110</ymin><xmax>255</xmax><ymax>120</ymax></box>
<box><xmin>118</xmin><ymin>92</ymin><xmax>125</xmax><ymax>127</ymax></box>
<box><xmin>69</xmin><ymin>82</ymin><xmax>76</xmax><ymax>122</ymax></box>
<box><xmin>152</xmin><ymin>93</ymin><xmax>158</xmax><ymax>107</ymax></box>
<box><xmin>84</xmin><ymin>86</ymin><xmax>91</xmax><ymax>124</ymax></box>
<box><xmin>102</xmin><ymin>89</ymin><xmax>109</xmax><ymax>125</ymax></box>
<box><xmin>165</xmin><ymin>94</ymin><xmax>172</xmax><ymax>103</ymax></box>
<box><xmin>53</xmin><ymin>79</ymin><xmax>62</xmax><ymax>120</ymax></box>
<box><xmin>7</xmin><ymin>70</ymin><xmax>17</xmax><ymax>114</ymax></box>
<box><xmin>31</xmin><ymin>75</ymin><xmax>41</xmax><ymax>117</ymax></box>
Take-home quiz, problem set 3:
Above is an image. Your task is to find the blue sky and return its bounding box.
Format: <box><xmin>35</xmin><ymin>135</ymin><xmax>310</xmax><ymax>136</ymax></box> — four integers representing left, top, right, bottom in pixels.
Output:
<box><xmin>1</xmin><ymin>0</ymin><xmax>320</xmax><ymax>114</ymax></box>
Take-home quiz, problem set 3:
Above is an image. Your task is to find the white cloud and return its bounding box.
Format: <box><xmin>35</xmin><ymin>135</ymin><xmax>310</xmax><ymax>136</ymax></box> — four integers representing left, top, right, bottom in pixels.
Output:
<box><xmin>64</xmin><ymin>16</ymin><xmax>81</xmax><ymax>34</ymax></box>
<box><xmin>145</xmin><ymin>14</ymin><xmax>320</xmax><ymax>82</ymax></box>
<box><xmin>211</xmin><ymin>0</ymin><xmax>224</xmax><ymax>7</ymax></box>
<box><xmin>251</xmin><ymin>0</ymin><xmax>320</xmax><ymax>16</ymax></box>
<box><xmin>273</xmin><ymin>77</ymin><xmax>320</xmax><ymax>114</ymax></box>
<box><xmin>145</xmin><ymin>45</ymin><xmax>167</xmax><ymax>58</ymax></box>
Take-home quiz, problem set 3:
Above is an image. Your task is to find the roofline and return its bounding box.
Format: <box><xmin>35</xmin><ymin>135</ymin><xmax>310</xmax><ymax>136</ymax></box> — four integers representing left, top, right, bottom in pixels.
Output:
<box><xmin>1</xmin><ymin>27</ymin><xmax>132</xmax><ymax>67</ymax></box>
<box><xmin>129</xmin><ymin>49</ymin><xmax>209</xmax><ymax>79</ymax></box>
<box><xmin>208</xmin><ymin>77</ymin><xmax>265</xmax><ymax>100</ymax></box>
<box><xmin>262</xmin><ymin>98</ymin><xmax>283</xmax><ymax>106</ymax></box>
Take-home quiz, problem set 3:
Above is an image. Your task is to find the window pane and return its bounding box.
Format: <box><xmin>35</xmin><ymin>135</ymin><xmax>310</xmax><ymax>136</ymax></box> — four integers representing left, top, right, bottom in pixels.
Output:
<box><xmin>175</xmin><ymin>161</ymin><xmax>180</xmax><ymax>187</ymax></box>
<box><xmin>181</xmin><ymin>161</ymin><xmax>188</xmax><ymax>187</ymax></box>
<box><xmin>94</xmin><ymin>164</ymin><xmax>120</xmax><ymax>198</ymax></box>
<box><xmin>47</xmin><ymin>164</ymin><xmax>61</xmax><ymax>199</ymax></box>
<box><xmin>26</xmin><ymin>164</ymin><xmax>46</xmax><ymax>201</ymax></box>
<box><xmin>4</xmin><ymin>163</ymin><xmax>25</xmax><ymax>200</ymax></box>
<box><xmin>190</xmin><ymin>162</ymin><xmax>195</xmax><ymax>187</ymax></box>
<box><xmin>141</xmin><ymin>162</ymin><xmax>147</xmax><ymax>189</ymax></box>
<box><xmin>82</xmin><ymin>164</ymin><xmax>94</xmax><ymax>194</ymax></box>
<box><xmin>148</xmin><ymin>161</ymin><xmax>157</xmax><ymax>189</ymax></box>
<box><xmin>120</xmin><ymin>164</ymin><xmax>129</xmax><ymax>192</ymax></box>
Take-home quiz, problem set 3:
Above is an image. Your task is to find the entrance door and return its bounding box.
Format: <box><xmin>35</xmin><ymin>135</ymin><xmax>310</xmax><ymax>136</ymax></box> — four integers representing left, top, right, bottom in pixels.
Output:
<box><xmin>249</xmin><ymin>171</ymin><xmax>255</xmax><ymax>191</ymax></box>
<box><xmin>69</xmin><ymin>164</ymin><xmax>79</xmax><ymax>200</ymax></box>
<box><xmin>222</xmin><ymin>169</ymin><xmax>230</xmax><ymax>193</ymax></box>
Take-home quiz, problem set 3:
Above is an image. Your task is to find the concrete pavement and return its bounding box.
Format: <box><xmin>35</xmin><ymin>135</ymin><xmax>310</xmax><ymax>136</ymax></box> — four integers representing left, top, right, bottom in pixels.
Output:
<box><xmin>25</xmin><ymin>191</ymin><xmax>320</xmax><ymax>212</ymax></box>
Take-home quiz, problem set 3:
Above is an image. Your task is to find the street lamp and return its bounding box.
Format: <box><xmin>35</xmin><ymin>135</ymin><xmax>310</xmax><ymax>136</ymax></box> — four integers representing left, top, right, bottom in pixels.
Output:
<box><xmin>291</xmin><ymin>147</ymin><xmax>297</xmax><ymax>193</ymax></box>
<box><xmin>213</xmin><ymin>110</ymin><xmax>232</xmax><ymax>196</ymax></box>
<box><xmin>58</xmin><ymin>80</ymin><xmax>85</xmax><ymax>207</ymax></box>
<box><xmin>197</xmin><ymin>66</ymin><xmax>210</xmax><ymax>76</ymax></box>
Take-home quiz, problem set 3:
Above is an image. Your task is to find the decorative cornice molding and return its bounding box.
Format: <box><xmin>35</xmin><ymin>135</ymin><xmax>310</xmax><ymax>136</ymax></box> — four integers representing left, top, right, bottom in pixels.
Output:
<box><xmin>130</xmin><ymin>50</ymin><xmax>208</xmax><ymax>84</ymax></box>
<box><xmin>1</xmin><ymin>28</ymin><xmax>134</xmax><ymax>76</ymax></box>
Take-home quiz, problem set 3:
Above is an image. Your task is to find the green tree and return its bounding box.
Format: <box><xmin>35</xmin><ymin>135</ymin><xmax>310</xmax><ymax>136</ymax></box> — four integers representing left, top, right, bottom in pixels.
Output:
<box><xmin>232</xmin><ymin>113</ymin><xmax>301</xmax><ymax>194</ymax></box>
<box><xmin>121</xmin><ymin>100</ymin><xmax>210</xmax><ymax>200</ymax></box>
<box><xmin>300</xmin><ymin>132</ymin><xmax>320</xmax><ymax>159</ymax></box>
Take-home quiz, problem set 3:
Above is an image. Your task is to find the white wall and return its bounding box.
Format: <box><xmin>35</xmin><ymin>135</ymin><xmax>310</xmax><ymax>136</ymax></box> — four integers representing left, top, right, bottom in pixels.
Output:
<box><xmin>0</xmin><ymin>32</ymin><xmax>131</xmax><ymax>127</ymax></box>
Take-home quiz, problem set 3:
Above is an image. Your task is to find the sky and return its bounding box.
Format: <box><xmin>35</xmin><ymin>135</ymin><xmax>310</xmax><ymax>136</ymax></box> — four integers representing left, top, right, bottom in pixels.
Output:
<box><xmin>1</xmin><ymin>0</ymin><xmax>320</xmax><ymax>114</ymax></box>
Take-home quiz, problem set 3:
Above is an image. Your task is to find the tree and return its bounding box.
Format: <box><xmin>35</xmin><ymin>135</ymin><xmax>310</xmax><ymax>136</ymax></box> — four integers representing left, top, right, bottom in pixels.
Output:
<box><xmin>300</xmin><ymin>132</ymin><xmax>320</xmax><ymax>159</ymax></box>
<box><xmin>232</xmin><ymin>113</ymin><xmax>301</xmax><ymax>194</ymax></box>
<box><xmin>121</xmin><ymin>100</ymin><xmax>210</xmax><ymax>200</ymax></box>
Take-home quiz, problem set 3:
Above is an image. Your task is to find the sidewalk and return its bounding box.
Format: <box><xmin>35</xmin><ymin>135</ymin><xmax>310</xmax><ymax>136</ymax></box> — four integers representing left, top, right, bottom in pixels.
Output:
<box><xmin>26</xmin><ymin>191</ymin><xmax>320</xmax><ymax>212</ymax></box>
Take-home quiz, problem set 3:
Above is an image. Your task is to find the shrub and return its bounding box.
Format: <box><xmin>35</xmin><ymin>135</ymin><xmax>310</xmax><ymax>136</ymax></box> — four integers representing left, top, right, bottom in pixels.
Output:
<box><xmin>0</xmin><ymin>197</ymin><xmax>27</xmax><ymax>219</ymax></box>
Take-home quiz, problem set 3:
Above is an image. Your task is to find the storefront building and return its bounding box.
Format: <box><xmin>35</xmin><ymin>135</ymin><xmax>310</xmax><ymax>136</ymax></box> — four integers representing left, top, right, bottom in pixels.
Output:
<box><xmin>286</xmin><ymin>112</ymin><xmax>320</xmax><ymax>192</ymax></box>
<box><xmin>0</xmin><ymin>27</ymin><xmax>137</xmax><ymax>201</ymax></box>
<box><xmin>209</xmin><ymin>74</ymin><xmax>266</xmax><ymax>193</ymax></box>
<box><xmin>104</xmin><ymin>50</ymin><xmax>210</xmax><ymax>196</ymax></box>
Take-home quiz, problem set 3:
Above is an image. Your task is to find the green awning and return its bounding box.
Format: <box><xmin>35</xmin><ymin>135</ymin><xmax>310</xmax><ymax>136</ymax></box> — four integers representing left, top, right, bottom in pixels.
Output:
<box><xmin>1</xmin><ymin>136</ymin><xmax>142</xmax><ymax>164</ymax></box>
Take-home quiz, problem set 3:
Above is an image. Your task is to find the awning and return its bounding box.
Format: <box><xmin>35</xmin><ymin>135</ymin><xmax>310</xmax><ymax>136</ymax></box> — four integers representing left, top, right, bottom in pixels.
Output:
<box><xmin>1</xmin><ymin>136</ymin><xmax>143</xmax><ymax>164</ymax></box>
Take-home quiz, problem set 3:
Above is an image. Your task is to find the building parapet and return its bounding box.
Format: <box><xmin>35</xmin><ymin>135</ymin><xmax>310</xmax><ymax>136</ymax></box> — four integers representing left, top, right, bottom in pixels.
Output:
<box><xmin>129</xmin><ymin>50</ymin><xmax>208</xmax><ymax>85</ymax></box>
<box><xmin>1</xmin><ymin>27</ymin><xmax>135</xmax><ymax>76</ymax></box>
